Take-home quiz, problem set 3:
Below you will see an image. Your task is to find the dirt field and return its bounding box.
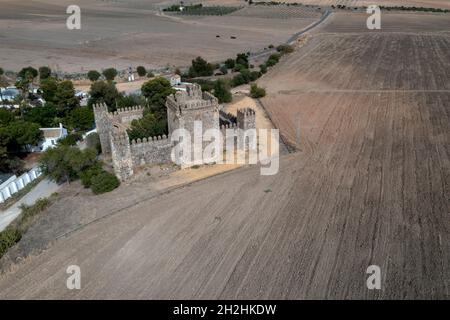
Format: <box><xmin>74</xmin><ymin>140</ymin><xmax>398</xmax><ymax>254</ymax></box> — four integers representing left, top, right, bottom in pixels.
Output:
<box><xmin>0</xmin><ymin>10</ymin><xmax>449</xmax><ymax>299</ymax></box>
<box><xmin>233</xmin><ymin>0</ymin><xmax>450</xmax><ymax>9</ymax></box>
<box><xmin>0</xmin><ymin>0</ymin><xmax>319</xmax><ymax>72</ymax></box>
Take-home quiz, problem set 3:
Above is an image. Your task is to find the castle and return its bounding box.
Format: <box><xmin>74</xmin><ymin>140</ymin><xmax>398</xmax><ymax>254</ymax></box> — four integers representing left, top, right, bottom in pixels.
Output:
<box><xmin>94</xmin><ymin>83</ymin><xmax>256</xmax><ymax>181</ymax></box>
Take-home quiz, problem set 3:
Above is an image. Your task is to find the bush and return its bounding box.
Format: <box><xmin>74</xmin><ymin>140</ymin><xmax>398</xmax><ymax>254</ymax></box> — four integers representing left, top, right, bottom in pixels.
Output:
<box><xmin>85</xmin><ymin>132</ymin><xmax>101</xmax><ymax>154</ymax></box>
<box><xmin>250</xmin><ymin>84</ymin><xmax>266</xmax><ymax>98</ymax></box>
<box><xmin>0</xmin><ymin>228</ymin><xmax>22</xmax><ymax>258</ymax></box>
<box><xmin>213</xmin><ymin>79</ymin><xmax>232</xmax><ymax>103</ymax></box>
<box><xmin>136</xmin><ymin>66</ymin><xmax>146</xmax><ymax>77</ymax></box>
<box><xmin>259</xmin><ymin>64</ymin><xmax>268</xmax><ymax>74</ymax></box>
<box><xmin>231</xmin><ymin>74</ymin><xmax>246</xmax><ymax>87</ymax></box>
<box><xmin>0</xmin><ymin>197</ymin><xmax>49</xmax><ymax>259</ymax></box>
<box><xmin>147</xmin><ymin>72</ymin><xmax>155</xmax><ymax>78</ymax></box>
<box><xmin>250</xmin><ymin>71</ymin><xmax>262</xmax><ymax>81</ymax></box>
<box><xmin>276</xmin><ymin>44</ymin><xmax>294</xmax><ymax>55</ymax></box>
<box><xmin>80</xmin><ymin>162</ymin><xmax>103</xmax><ymax>187</ymax></box>
<box><xmin>87</xmin><ymin>70</ymin><xmax>101</xmax><ymax>82</ymax></box>
<box><xmin>224</xmin><ymin>58</ymin><xmax>235</xmax><ymax>69</ymax></box>
<box><xmin>90</xmin><ymin>171</ymin><xmax>120</xmax><ymax>194</ymax></box>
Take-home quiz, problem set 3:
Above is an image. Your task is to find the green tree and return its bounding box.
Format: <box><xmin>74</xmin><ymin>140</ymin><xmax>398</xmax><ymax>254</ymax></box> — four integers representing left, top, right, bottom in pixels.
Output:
<box><xmin>88</xmin><ymin>80</ymin><xmax>120</xmax><ymax>111</ymax></box>
<box><xmin>102</xmin><ymin>68</ymin><xmax>118</xmax><ymax>81</ymax></box>
<box><xmin>18</xmin><ymin>67</ymin><xmax>38</xmax><ymax>80</ymax></box>
<box><xmin>66</xmin><ymin>106</ymin><xmax>94</xmax><ymax>131</ymax></box>
<box><xmin>87</xmin><ymin>70</ymin><xmax>101</xmax><ymax>82</ymax></box>
<box><xmin>188</xmin><ymin>57</ymin><xmax>214</xmax><ymax>78</ymax></box>
<box><xmin>5</xmin><ymin>120</ymin><xmax>42</xmax><ymax>152</ymax></box>
<box><xmin>136</xmin><ymin>66</ymin><xmax>146</xmax><ymax>77</ymax></box>
<box><xmin>213</xmin><ymin>79</ymin><xmax>232</xmax><ymax>103</ymax></box>
<box><xmin>127</xmin><ymin>112</ymin><xmax>167</xmax><ymax>141</ymax></box>
<box><xmin>141</xmin><ymin>77</ymin><xmax>175</xmax><ymax>116</ymax></box>
<box><xmin>0</xmin><ymin>68</ymin><xmax>3</xmax><ymax>76</ymax></box>
<box><xmin>40</xmin><ymin>77</ymin><xmax>58</xmax><ymax>103</ymax></box>
<box><xmin>236</xmin><ymin>53</ymin><xmax>249</xmax><ymax>69</ymax></box>
<box><xmin>38</xmin><ymin>66</ymin><xmax>52</xmax><ymax>80</ymax></box>
<box><xmin>54</xmin><ymin>80</ymin><xmax>79</xmax><ymax>116</ymax></box>
<box><xmin>23</xmin><ymin>103</ymin><xmax>57</xmax><ymax>127</ymax></box>
<box><xmin>39</xmin><ymin>146</ymin><xmax>97</xmax><ymax>183</ymax></box>
<box><xmin>116</xmin><ymin>94</ymin><xmax>146</xmax><ymax>109</ymax></box>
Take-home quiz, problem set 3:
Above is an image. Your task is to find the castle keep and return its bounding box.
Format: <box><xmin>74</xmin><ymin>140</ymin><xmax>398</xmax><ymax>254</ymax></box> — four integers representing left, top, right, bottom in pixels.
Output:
<box><xmin>94</xmin><ymin>83</ymin><xmax>256</xmax><ymax>181</ymax></box>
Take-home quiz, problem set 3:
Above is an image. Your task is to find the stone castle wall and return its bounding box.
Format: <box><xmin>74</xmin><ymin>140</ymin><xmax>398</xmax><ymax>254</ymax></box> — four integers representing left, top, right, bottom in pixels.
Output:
<box><xmin>130</xmin><ymin>135</ymin><xmax>173</xmax><ymax>167</ymax></box>
<box><xmin>94</xmin><ymin>83</ymin><xmax>256</xmax><ymax>181</ymax></box>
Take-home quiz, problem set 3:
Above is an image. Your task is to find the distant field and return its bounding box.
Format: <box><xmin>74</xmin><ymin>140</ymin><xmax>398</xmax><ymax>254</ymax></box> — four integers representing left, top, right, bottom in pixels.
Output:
<box><xmin>0</xmin><ymin>0</ymin><xmax>319</xmax><ymax>72</ymax></box>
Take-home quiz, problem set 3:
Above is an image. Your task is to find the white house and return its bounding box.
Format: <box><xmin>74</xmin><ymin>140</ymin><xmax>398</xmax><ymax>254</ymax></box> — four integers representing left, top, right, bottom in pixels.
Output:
<box><xmin>34</xmin><ymin>123</ymin><xmax>68</xmax><ymax>151</ymax></box>
<box><xmin>0</xmin><ymin>86</ymin><xmax>20</xmax><ymax>102</ymax></box>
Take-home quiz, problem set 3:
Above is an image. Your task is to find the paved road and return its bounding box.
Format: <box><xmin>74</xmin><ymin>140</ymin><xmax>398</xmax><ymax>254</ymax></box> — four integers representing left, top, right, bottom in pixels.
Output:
<box><xmin>0</xmin><ymin>179</ymin><xmax>60</xmax><ymax>232</ymax></box>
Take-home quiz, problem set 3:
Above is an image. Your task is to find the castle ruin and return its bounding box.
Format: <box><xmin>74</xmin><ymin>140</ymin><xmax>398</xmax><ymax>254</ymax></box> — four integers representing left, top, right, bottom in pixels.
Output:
<box><xmin>94</xmin><ymin>83</ymin><xmax>255</xmax><ymax>181</ymax></box>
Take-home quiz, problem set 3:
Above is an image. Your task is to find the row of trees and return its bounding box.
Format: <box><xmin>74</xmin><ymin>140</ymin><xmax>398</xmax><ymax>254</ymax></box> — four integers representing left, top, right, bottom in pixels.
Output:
<box><xmin>86</xmin><ymin>66</ymin><xmax>154</xmax><ymax>82</ymax></box>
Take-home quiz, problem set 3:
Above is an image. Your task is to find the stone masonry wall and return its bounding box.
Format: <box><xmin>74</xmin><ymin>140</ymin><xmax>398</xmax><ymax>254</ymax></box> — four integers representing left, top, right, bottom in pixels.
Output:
<box><xmin>130</xmin><ymin>135</ymin><xmax>173</xmax><ymax>167</ymax></box>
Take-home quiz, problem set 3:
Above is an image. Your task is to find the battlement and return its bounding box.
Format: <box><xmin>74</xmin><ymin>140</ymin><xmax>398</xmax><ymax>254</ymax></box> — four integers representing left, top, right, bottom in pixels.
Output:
<box><xmin>237</xmin><ymin>108</ymin><xmax>256</xmax><ymax>117</ymax></box>
<box><xmin>167</xmin><ymin>83</ymin><xmax>218</xmax><ymax>112</ymax></box>
<box><xmin>110</xmin><ymin>105</ymin><xmax>144</xmax><ymax>116</ymax></box>
<box><xmin>130</xmin><ymin>134</ymin><xmax>169</xmax><ymax>145</ymax></box>
<box><xmin>220</xmin><ymin>123</ymin><xmax>238</xmax><ymax>130</ymax></box>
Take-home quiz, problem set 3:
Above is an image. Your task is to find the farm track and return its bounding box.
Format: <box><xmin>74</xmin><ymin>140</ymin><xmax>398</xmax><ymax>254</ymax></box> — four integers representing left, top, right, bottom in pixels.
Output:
<box><xmin>0</xmin><ymin>10</ymin><xmax>449</xmax><ymax>299</ymax></box>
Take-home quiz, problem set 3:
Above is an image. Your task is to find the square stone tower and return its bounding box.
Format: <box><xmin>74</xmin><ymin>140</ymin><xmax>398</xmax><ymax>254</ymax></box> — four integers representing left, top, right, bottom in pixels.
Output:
<box><xmin>166</xmin><ymin>84</ymin><xmax>219</xmax><ymax>164</ymax></box>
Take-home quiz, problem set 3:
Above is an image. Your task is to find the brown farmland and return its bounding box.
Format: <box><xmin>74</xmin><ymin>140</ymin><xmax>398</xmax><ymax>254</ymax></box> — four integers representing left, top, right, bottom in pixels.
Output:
<box><xmin>0</xmin><ymin>11</ymin><xmax>449</xmax><ymax>299</ymax></box>
<box><xmin>0</xmin><ymin>0</ymin><xmax>319</xmax><ymax>72</ymax></box>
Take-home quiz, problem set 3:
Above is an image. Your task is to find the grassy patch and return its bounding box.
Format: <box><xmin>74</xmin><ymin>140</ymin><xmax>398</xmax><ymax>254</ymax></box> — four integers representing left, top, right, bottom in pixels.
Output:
<box><xmin>0</xmin><ymin>197</ymin><xmax>50</xmax><ymax>259</ymax></box>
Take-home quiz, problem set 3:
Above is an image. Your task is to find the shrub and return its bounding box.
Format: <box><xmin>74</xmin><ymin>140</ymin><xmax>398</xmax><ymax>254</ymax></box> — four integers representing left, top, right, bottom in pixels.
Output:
<box><xmin>90</xmin><ymin>171</ymin><xmax>120</xmax><ymax>194</ymax></box>
<box><xmin>224</xmin><ymin>58</ymin><xmax>235</xmax><ymax>69</ymax></box>
<box><xmin>250</xmin><ymin>84</ymin><xmax>266</xmax><ymax>98</ymax></box>
<box><xmin>250</xmin><ymin>71</ymin><xmax>262</xmax><ymax>81</ymax></box>
<box><xmin>259</xmin><ymin>64</ymin><xmax>268</xmax><ymax>74</ymax></box>
<box><xmin>147</xmin><ymin>72</ymin><xmax>155</xmax><ymax>78</ymax></box>
<box><xmin>80</xmin><ymin>162</ymin><xmax>103</xmax><ymax>187</ymax></box>
<box><xmin>85</xmin><ymin>132</ymin><xmax>101</xmax><ymax>154</ymax></box>
<box><xmin>0</xmin><ymin>228</ymin><xmax>22</xmax><ymax>258</ymax></box>
<box><xmin>276</xmin><ymin>44</ymin><xmax>294</xmax><ymax>55</ymax></box>
<box><xmin>136</xmin><ymin>66</ymin><xmax>146</xmax><ymax>77</ymax></box>
<box><xmin>231</xmin><ymin>74</ymin><xmax>246</xmax><ymax>87</ymax></box>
